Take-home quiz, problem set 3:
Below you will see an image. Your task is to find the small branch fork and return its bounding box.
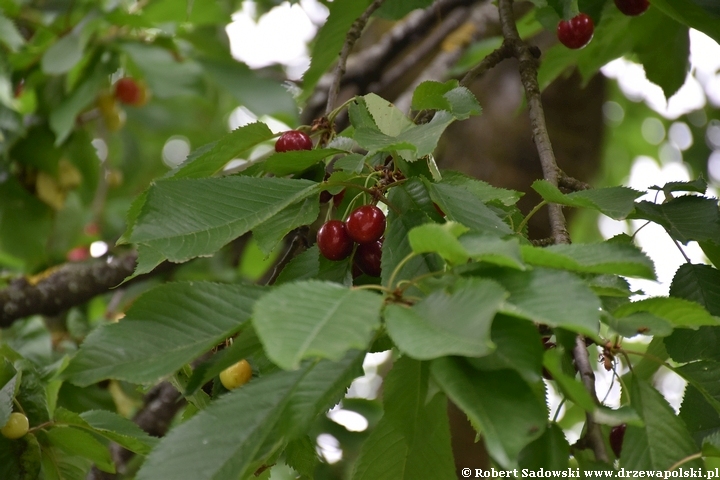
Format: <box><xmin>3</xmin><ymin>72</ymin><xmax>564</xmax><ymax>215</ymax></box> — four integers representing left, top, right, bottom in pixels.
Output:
<box><xmin>494</xmin><ymin>0</ymin><xmax>607</xmax><ymax>463</ymax></box>
<box><xmin>325</xmin><ymin>0</ymin><xmax>387</xmax><ymax>115</ymax></box>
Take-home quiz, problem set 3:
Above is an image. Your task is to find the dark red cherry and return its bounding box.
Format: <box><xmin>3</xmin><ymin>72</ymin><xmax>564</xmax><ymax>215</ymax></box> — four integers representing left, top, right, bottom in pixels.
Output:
<box><xmin>614</xmin><ymin>0</ymin><xmax>649</xmax><ymax>16</ymax></box>
<box><xmin>320</xmin><ymin>189</ymin><xmax>346</xmax><ymax>204</ymax></box>
<box><xmin>354</xmin><ymin>239</ymin><xmax>383</xmax><ymax>277</ymax></box>
<box><xmin>557</xmin><ymin>13</ymin><xmax>594</xmax><ymax>49</ymax></box>
<box><xmin>317</xmin><ymin>220</ymin><xmax>353</xmax><ymax>261</ymax></box>
<box><xmin>275</xmin><ymin>130</ymin><xmax>313</xmax><ymax>152</ymax></box>
<box><xmin>610</xmin><ymin>424</ymin><xmax>626</xmax><ymax>457</ymax></box>
<box><xmin>346</xmin><ymin>205</ymin><xmax>386</xmax><ymax>244</ymax></box>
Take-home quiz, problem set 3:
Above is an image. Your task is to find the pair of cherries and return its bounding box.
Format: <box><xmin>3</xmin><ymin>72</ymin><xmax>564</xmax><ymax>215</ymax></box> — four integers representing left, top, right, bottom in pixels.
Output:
<box><xmin>317</xmin><ymin>205</ymin><xmax>385</xmax><ymax>277</ymax></box>
<box><xmin>557</xmin><ymin>0</ymin><xmax>649</xmax><ymax>50</ymax></box>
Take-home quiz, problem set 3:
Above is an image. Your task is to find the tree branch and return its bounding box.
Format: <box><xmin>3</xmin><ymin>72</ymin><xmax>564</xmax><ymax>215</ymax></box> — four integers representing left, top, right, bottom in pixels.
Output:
<box><xmin>0</xmin><ymin>252</ymin><xmax>138</xmax><ymax>329</ymax></box>
<box><xmin>497</xmin><ymin>0</ymin><xmax>569</xmax><ymax>245</ymax></box>
<box><xmin>325</xmin><ymin>0</ymin><xmax>387</xmax><ymax>115</ymax></box>
<box><xmin>496</xmin><ymin>0</ymin><xmax>607</xmax><ymax>462</ymax></box>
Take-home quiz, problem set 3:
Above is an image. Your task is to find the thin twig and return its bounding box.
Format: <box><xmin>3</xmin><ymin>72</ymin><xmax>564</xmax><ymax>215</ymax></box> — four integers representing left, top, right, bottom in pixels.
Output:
<box><xmin>559</xmin><ymin>170</ymin><xmax>592</xmax><ymax>192</ymax></box>
<box><xmin>573</xmin><ymin>335</ymin><xmax>610</xmax><ymax>463</ymax></box>
<box><xmin>325</xmin><ymin>0</ymin><xmax>387</xmax><ymax>116</ymax></box>
<box><xmin>459</xmin><ymin>41</ymin><xmax>513</xmax><ymax>86</ymax></box>
<box><xmin>262</xmin><ymin>228</ymin><xmax>311</xmax><ymax>286</ymax></box>
<box><xmin>497</xmin><ymin>0</ymin><xmax>569</xmax><ymax>245</ymax></box>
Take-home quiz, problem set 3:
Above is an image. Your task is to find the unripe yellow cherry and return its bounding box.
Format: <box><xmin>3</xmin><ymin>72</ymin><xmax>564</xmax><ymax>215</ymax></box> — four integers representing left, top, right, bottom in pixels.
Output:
<box><xmin>219</xmin><ymin>359</ymin><xmax>252</xmax><ymax>390</ymax></box>
<box><xmin>1</xmin><ymin>412</ymin><xmax>29</xmax><ymax>439</ymax></box>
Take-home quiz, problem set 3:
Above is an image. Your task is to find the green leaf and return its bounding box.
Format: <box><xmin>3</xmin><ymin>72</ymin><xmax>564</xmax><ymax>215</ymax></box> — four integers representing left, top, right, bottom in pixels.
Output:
<box><xmin>40</xmin><ymin>445</ymin><xmax>91</xmax><ymax>480</ymax></box>
<box><xmin>703</xmin><ymin>431</ymin><xmax>720</xmax><ymax>456</ymax></box>
<box><xmin>284</xmin><ymin>436</ymin><xmax>319</xmax><ymax>478</ymax></box>
<box><xmin>411</xmin><ymin>80</ymin><xmax>482</xmax><ymax>119</ymax></box>
<box><xmin>408</xmin><ymin>221</ymin><xmax>469</xmax><ymax>265</ymax></box>
<box><xmin>648</xmin><ymin>0</ymin><xmax>720</xmax><ymax>45</ymax></box>
<box><xmin>41</xmin><ymin>33</ymin><xmax>84</xmax><ymax>75</ymax></box>
<box><xmin>428</xmin><ymin>182</ymin><xmax>513</xmax><ymax>235</ymax></box>
<box><xmin>299</xmin><ymin>0</ymin><xmax>373</xmax><ymax>103</ymax></box>
<box><xmin>362</xmin><ymin>93</ymin><xmax>414</xmax><ymax>136</ymax></box>
<box><xmin>275</xmin><ymin>246</ymin><xmax>321</xmax><ymax>285</ymax></box>
<box><xmin>0</xmin><ymin>434</ymin><xmax>41</xmax><ymax>480</ymax></box>
<box><xmin>614</xmin><ymin>297</ymin><xmax>720</xmax><ymax>329</ymax></box>
<box><xmin>253</xmin><ymin>281</ymin><xmax>383</xmax><ymax>370</ymax></box>
<box><xmin>431</xmin><ymin>358</ymin><xmax>546</xmax><ymax>468</ymax></box>
<box><xmin>169</xmin><ymin>122</ymin><xmax>275</xmax><ymax>179</ymax></box>
<box><xmin>129</xmin><ymin>177</ymin><xmax>317</xmax><ymax>264</ymax></box>
<box><xmin>521</xmin><ymin>242</ymin><xmax>656</xmax><ymax>279</ymax></box>
<box><xmin>620</xmin><ymin>378</ymin><xmax>701</xmax><ymax>469</ymax></box>
<box><xmin>665</xmin><ymin>326</ymin><xmax>720</xmax><ymax>363</ymax></box>
<box><xmin>0</xmin><ymin>14</ymin><xmax>24</xmax><ymax>52</ymax></box>
<box><xmin>700</xmin><ymin>240</ymin><xmax>720</xmax><ymax>268</ymax></box>
<box><xmin>469</xmin><ymin>315</ymin><xmax>543</xmax><ymax>383</ymax></box>
<box><xmin>385</xmin><ymin>278</ymin><xmax>507</xmax><ymax>359</ymax></box>
<box><xmin>352</xmin><ymin>357</ymin><xmax>455</xmax><ymax>480</ymax></box>
<box><xmin>440</xmin><ymin>171</ymin><xmax>522</xmax><ymax>206</ymax></box>
<box><xmin>680</xmin><ymin>384</ymin><xmax>720</xmax><ymax>445</ymax></box>
<box><xmin>458</xmin><ymin>233</ymin><xmax>526</xmax><ymax>270</ymax></box>
<box><xmin>137</xmin><ymin>355</ymin><xmax>361</xmax><ymax>480</ymax></box>
<box><xmin>354</xmin><ymin>110</ymin><xmax>456</xmax><ymax>160</ymax></box>
<box><xmin>518</xmin><ymin>423</ymin><xmax>569</xmax><ymax>469</ymax></box>
<box><xmin>264</xmin><ymin>149</ymin><xmax>345</xmax><ymax>176</ymax></box>
<box><xmin>670</xmin><ymin>263</ymin><xmax>720</xmax><ymax>315</ymax></box>
<box><xmin>0</xmin><ymin>371</ymin><xmax>18</xmax><ymax>428</ymax></box>
<box><xmin>64</xmin><ymin>283</ymin><xmax>266</xmax><ymax>385</ymax></box>
<box><xmin>676</xmin><ymin>361</ymin><xmax>720</xmax><ymax>413</ymax></box>
<box><xmin>631</xmin><ymin>196</ymin><xmax>720</xmax><ymax>244</ymax></box>
<box><xmin>46</xmin><ymin>426</ymin><xmax>114</xmax><ymax>473</ymax></box>
<box><xmin>497</xmin><ymin>268</ymin><xmax>601</xmax><ymax>337</ymax></box>
<box><xmin>651</xmin><ymin>177</ymin><xmax>708</xmax><ymax>195</ymax></box>
<box><xmin>532</xmin><ymin>180</ymin><xmax>642</xmax><ymax>220</ymax></box>
<box><xmin>253</xmin><ymin>197</ymin><xmax>319</xmax><ymax>255</ymax></box>
<box><xmin>603</xmin><ymin>312</ymin><xmax>674</xmax><ymax>338</ymax></box>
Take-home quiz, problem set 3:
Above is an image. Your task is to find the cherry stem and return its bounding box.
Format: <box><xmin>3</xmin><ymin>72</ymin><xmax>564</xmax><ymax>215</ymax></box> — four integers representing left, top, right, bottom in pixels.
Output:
<box><xmin>667</xmin><ymin>453</ymin><xmax>703</xmax><ymax>472</ymax></box>
<box><xmin>552</xmin><ymin>397</ymin><xmax>566</xmax><ymax>423</ymax></box>
<box><xmin>333</xmin><ymin>181</ymin><xmax>400</xmax><ymax>214</ymax></box>
<box><xmin>516</xmin><ymin>200</ymin><xmax>547</xmax><ymax>234</ymax></box>
<box><xmin>387</xmin><ymin>252</ymin><xmax>418</xmax><ymax>290</ymax></box>
<box><xmin>28</xmin><ymin>421</ymin><xmax>54</xmax><ymax>433</ymax></box>
<box><xmin>353</xmin><ymin>284</ymin><xmax>392</xmax><ymax>294</ymax></box>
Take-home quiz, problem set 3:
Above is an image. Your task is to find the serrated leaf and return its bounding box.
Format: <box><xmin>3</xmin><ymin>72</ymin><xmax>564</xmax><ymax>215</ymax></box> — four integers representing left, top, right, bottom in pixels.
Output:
<box><xmin>650</xmin><ymin>177</ymin><xmax>707</xmax><ymax>195</ymax></box>
<box><xmin>264</xmin><ymin>149</ymin><xmax>345</xmax><ymax>176</ymax></box>
<box><xmin>169</xmin><ymin>122</ymin><xmax>275</xmax><ymax>179</ymax></box>
<box><xmin>253</xmin><ymin>281</ymin><xmax>382</xmax><ymax>370</ymax></box>
<box><xmin>428</xmin><ymin>182</ymin><xmax>513</xmax><ymax>235</ymax></box>
<box><xmin>703</xmin><ymin>431</ymin><xmax>720</xmax><ymax>456</ymax></box>
<box><xmin>352</xmin><ymin>357</ymin><xmax>455</xmax><ymax>480</ymax></box>
<box><xmin>648</xmin><ymin>0</ymin><xmax>720</xmax><ymax>45</ymax></box>
<box><xmin>46</xmin><ymin>426</ymin><xmax>114</xmax><ymax>473</ymax></box>
<box><xmin>129</xmin><ymin>177</ymin><xmax>317</xmax><ymax>264</ymax></box>
<box><xmin>362</xmin><ymin>93</ymin><xmax>414</xmax><ymax>136</ymax></box>
<box><xmin>680</xmin><ymin>384</ymin><xmax>720</xmax><ymax>445</ymax></box>
<box><xmin>497</xmin><ymin>268</ymin><xmax>601</xmax><ymax>337</ymax></box>
<box><xmin>284</xmin><ymin>436</ymin><xmax>319</xmax><ymax>477</ymax></box>
<box><xmin>468</xmin><ymin>315</ymin><xmax>543</xmax><ymax>383</ymax></box>
<box><xmin>354</xmin><ymin>110</ymin><xmax>455</xmax><ymax>160</ymax></box>
<box><xmin>521</xmin><ymin>242</ymin><xmax>656</xmax><ymax>279</ymax></box>
<box><xmin>408</xmin><ymin>221</ymin><xmax>469</xmax><ymax>265</ymax></box>
<box><xmin>458</xmin><ymin>233</ymin><xmax>526</xmax><ymax>270</ymax></box>
<box><xmin>519</xmin><ymin>423</ymin><xmax>569</xmax><ymax>469</ymax></box>
<box><xmin>670</xmin><ymin>263</ymin><xmax>720</xmax><ymax>315</ymax></box>
<box><xmin>64</xmin><ymin>283</ymin><xmax>266</xmax><ymax>385</ymax></box>
<box><xmin>533</xmin><ymin>180</ymin><xmax>642</xmax><ymax>220</ymax></box>
<box><xmin>614</xmin><ymin>297</ymin><xmax>720</xmax><ymax>329</ymax></box>
<box><xmin>0</xmin><ymin>14</ymin><xmax>24</xmax><ymax>51</ymax></box>
<box><xmin>253</xmin><ymin>197</ymin><xmax>319</xmax><ymax>255</ymax></box>
<box><xmin>275</xmin><ymin>246</ymin><xmax>320</xmax><ymax>285</ymax></box>
<box><xmin>620</xmin><ymin>378</ymin><xmax>701</xmax><ymax>469</ymax></box>
<box><xmin>0</xmin><ymin>433</ymin><xmax>41</xmax><ymax>480</ymax></box>
<box><xmin>631</xmin><ymin>196</ymin><xmax>720</xmax><ymax>244</ymax></box>
<box><xmin>699</xmin><ymin>240</ymin><xmax>720</xmax><ymax>268</ymax></box>
<box><xmin>299</xmin><ymin>0</ymin><xmax>373</xmax><ymax>103</ymax></box>
<box><xmin>411</xmin><ymin>80</ymin><xmax>482</xmax><ymax>119</ymax></box>
<box><xmin>385</xmin><ymin>278</ymin><xmax>506</xmax><ymax>359</ymax></box>
<box><xmin>603</xmin><ymin>312</ymin><xmax>674</xmax><ymax>338</ymax></box>
<box><xmin>137</xmin><ymin>355</ymin><xmax>361</xmax><ymax>480</ymax></box>
<box><xmin>0</xmin><ymin>372</ymin><xmax>18</xmax><ymax>428</ymax></box>
<box><xmin>431</xmin><ymin>358</ymin><xmax>546</xmax><ymax>468</ymax></box>
<box><xmin>676</xmin><ymin>361</ymin><xmax>720</xmax><ymax>413</ymax></box>
<box><xmin>440</xmin><ymin>171</ymin><xmax>522</xmax><ymax>206</ymax></box>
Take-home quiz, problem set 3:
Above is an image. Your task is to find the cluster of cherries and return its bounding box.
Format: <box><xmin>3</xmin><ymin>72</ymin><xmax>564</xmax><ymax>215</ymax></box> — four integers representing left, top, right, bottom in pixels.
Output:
<box><xmin>317</xmin><ymin>205</ymin><xmax>385</xmax><ymax>277</ymax></box>
<box><xmin>557</xmin><ymin>0</ymin><xmax>650</xmax><ymax>50</ymax></box>
<box><xmin>274</xmin><ymin>130</ymin><xmax>385</xmax><ymax>277</ymax></box>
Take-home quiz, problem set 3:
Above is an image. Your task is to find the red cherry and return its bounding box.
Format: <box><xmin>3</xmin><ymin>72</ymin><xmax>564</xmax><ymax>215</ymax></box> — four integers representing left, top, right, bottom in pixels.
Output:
<box><xmin>354</xmin><ymin>239</ymin><xmax>383</xmax><ymax>277</ymax></box>
<box><xmin>346</xmin><ymin>205</ymin><xmax>386</xmax><ymax>244</ymax></box>
<box><xmin>66</xmin><ymin>246</ymin><xmax>90</xmax><ymax>262</ymax></box>
<box><xmin>610</xmin><ymin>424</ymin><xmax>626</xmax><ymax>457</ymax></box>
<box><xmin>557</xmin><ymin>13</ymin><xmax>594</xmax><ymax>49</ymax></box>
<box><xmin>275</xmin><ymin>130</ymin><xmax>313</xmax><ymax>152</ymax></box>
<box><xmin>320</xmin><ymin>189</ymin><xmax>346</xmax><ymax>205</ymax></box>
<box><xmin>614</xmin><ymin>0</ymin><xmax>649</xmax><ymax>16</ymax></box>
<box><xmin>317</xmin><ymin>220</ymin><xmax>353</xmax><ymax>261</ymax></box>
<box><xmin>114</xmin><ymin>78</ymin><xmax>146</xmax><ymax>105</ymax></box>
